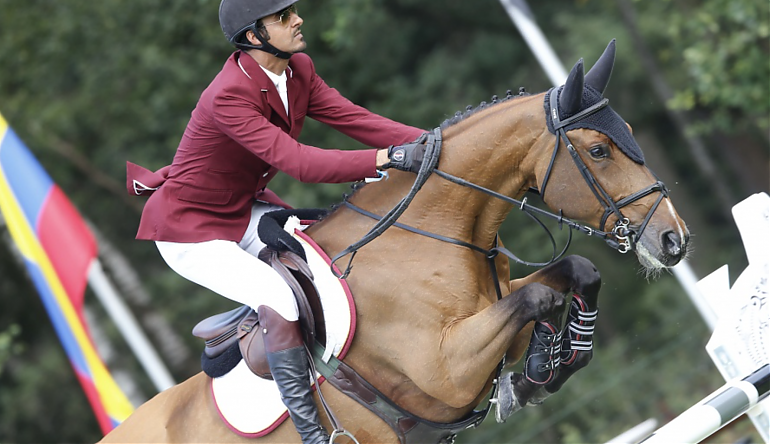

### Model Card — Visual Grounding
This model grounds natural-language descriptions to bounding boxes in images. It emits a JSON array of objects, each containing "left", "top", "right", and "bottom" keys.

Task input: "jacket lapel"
[{"left": 238, "top": 52, "right": 290, "bottom": 128}]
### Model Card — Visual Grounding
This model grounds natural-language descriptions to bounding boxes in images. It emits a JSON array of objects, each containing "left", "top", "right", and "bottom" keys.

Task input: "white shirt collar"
[
  {"left": 259, "top": 65, "right": 289, "bottom": 115},
  {"left": 259, "top": 65, "right": 287, "bottom": 86}
]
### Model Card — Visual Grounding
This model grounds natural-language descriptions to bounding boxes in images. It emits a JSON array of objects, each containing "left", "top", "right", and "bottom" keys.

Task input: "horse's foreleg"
[
  {"left": 496, "top": 255, "right": 601, "bottom": 421},
  {"left": 426, "top": 282, "right": 565, "bottom": 409}
]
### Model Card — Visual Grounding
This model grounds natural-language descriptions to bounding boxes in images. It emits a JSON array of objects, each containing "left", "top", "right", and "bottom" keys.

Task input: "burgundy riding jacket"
[{"left": 127, "top": 51, "right": 423, "bottom": 243}]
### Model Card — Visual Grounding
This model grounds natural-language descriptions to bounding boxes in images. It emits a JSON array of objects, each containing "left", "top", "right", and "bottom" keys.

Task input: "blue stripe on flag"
[
  {"left": 24, "top": 258, "right": 90, "bottom": 376},
  {"left": 0, "top": 128, "right": 54, "bottom": 229}
]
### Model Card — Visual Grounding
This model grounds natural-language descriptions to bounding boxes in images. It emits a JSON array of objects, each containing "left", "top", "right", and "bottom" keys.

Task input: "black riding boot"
[{"left": 259, "top": 306, "right": 330, "bottom": 444}]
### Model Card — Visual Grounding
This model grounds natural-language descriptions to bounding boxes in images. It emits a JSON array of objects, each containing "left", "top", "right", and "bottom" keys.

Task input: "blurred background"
[{"left": 0, "top": 0, "right": 767, "bottom": 442}]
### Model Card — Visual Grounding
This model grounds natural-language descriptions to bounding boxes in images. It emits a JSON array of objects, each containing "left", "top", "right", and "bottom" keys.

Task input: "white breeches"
[{"left": 155, "top": 203, "right": 299, "bottom": 321}]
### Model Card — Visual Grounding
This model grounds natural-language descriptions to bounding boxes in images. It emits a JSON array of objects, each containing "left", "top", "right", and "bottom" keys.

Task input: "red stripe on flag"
[
  {"left": 37, "top": 186, "right": 97, "bottom": 310},
  {"left": 74, "top": 367, "right": 113, "bottom": 434}
]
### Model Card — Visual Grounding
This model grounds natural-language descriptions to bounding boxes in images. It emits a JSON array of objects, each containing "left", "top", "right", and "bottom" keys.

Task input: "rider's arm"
[
  {"left": 299, "top": 54, "right": 425, "bottom": 148},
  {"left": 211, "top": 83, "right": 379, "bottom": 183}
]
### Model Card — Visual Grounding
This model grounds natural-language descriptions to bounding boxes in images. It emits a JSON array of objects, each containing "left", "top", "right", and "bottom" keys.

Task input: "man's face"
[{"left": 262, "top": 4, "right": 306, "bottom": 53}]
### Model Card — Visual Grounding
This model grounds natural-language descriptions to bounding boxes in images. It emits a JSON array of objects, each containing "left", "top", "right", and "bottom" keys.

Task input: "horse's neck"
[
  {"left": 310, "top": 93, "right": 548, "bottom": 254},
  {"left": 437, "top": 94, "right": 547, "bottom": 245}
]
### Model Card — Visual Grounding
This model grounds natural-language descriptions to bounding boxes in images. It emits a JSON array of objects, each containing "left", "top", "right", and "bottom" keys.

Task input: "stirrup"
[{"left": 330, "top": 428, "right": 360, "bottom": 444}]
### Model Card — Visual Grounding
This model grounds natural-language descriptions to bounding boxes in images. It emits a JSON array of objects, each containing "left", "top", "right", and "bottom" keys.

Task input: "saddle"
[{"left": 192, "top": 248, "right": 326, "bottom": 379}]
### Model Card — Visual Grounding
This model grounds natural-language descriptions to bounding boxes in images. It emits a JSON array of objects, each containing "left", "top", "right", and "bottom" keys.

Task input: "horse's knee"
[
  {"left": 562, "top": 255, "right": 601, "bottom": 296},
  {"left": 518, "top": 283, "right": 565, "bottom": 321}
]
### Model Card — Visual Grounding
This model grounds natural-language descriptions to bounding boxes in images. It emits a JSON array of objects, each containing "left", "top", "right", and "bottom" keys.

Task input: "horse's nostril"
[{"left": 662, "top": 231, "right": 682, "bottom": 257}]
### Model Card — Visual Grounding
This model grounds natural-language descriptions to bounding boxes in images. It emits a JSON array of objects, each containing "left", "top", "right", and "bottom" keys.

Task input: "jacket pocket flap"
[{"left": 178, "top": 185, "right": 232, "bottom": 206}]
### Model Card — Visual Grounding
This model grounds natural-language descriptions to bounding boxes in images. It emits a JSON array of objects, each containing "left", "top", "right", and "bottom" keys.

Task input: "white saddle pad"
[{"left": 211, "top": 227, "right": 356, "bottom": 437}]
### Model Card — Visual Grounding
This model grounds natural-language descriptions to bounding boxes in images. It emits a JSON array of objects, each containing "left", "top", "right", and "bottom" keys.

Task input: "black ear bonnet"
[
  {"left": 543, "top": 39, "right": 645, "bottom": 165},
  {"left": 543, "top": 86, "right": 644, "bottom": 164}
]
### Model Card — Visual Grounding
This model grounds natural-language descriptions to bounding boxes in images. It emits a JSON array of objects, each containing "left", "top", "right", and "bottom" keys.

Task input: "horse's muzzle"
[{"left": 660, "top": 230, "right": 688, "bottom": 266}]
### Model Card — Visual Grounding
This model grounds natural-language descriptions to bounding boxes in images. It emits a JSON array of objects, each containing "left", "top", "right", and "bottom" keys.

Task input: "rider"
[{"left": 126, "top": 0, "right": 426, "bottom": 442}]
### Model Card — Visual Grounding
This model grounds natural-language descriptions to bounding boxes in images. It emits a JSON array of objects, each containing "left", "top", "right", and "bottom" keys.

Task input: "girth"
[{"left": 309, "top": 341, "right": 493, "bottom": 444}]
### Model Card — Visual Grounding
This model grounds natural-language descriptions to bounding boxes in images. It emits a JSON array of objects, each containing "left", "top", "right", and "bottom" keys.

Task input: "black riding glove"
[{"left": 382, "top": 133, "right": 429, "bottom": 174}]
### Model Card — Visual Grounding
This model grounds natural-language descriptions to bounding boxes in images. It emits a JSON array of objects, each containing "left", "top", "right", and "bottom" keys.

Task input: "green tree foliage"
[
  {"left": 635, "top": 0, "right": 770, "bottom": 135},
  {"left": 0, "top": 0, "right": 767, "bottom": 442}
]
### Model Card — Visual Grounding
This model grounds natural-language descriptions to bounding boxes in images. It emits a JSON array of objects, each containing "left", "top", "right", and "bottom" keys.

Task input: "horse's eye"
[{"left": 589, "top": 145, "right": 609, "bottom": 159}]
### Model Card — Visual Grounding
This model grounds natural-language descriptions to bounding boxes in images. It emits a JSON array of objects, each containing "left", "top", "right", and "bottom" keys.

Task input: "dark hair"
[{"left": 234, "top": 20, "right": 271, "bottom": 47}]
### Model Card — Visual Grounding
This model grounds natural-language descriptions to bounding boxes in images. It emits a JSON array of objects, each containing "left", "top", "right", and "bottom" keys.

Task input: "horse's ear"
[
  {"left": 560, "top": 58, "right": 584, "bottom": 115},
  {"left": 585, "top": 39, "right": 616, "bottom": 95}
]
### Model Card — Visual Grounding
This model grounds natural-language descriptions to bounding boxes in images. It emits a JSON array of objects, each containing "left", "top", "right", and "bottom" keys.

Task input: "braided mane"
[{"left": 440, "top": 87, "right": 531, "bottom": 129}]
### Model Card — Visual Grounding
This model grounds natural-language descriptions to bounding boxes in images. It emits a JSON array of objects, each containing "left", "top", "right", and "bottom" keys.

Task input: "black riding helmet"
[{"left": 219, "top": 0, "right": 299, "bottom": 59}]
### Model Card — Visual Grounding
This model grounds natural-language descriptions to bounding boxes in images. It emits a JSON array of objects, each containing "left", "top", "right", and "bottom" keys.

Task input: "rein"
[{"left": 330, "top": 128, "right": 443, "bottom": 279}]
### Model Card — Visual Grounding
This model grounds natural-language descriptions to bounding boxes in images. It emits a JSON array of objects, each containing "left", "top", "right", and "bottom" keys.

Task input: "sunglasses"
[{"left": 262, "top": 4, "right": 298, "bottom": 27}]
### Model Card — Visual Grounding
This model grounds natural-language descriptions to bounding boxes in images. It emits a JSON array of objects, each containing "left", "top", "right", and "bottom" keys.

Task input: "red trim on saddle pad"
[{"left": 211, "top": 377, "right": 290, "bottom": 438}]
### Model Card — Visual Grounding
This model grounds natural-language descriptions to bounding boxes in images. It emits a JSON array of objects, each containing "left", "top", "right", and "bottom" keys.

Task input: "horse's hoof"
[{"left": 492, "top": 372, "right": 523, "bottom": 423}]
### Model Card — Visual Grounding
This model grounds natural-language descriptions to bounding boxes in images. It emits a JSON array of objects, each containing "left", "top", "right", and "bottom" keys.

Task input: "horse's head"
[{"left": 534, "top": 40, "right": 689, "bottom": 271}]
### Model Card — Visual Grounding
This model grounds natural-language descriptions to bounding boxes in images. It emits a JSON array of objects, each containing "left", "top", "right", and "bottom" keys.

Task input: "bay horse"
[{"left": 102, "top": 41, "right": 689, "bottom": 443}]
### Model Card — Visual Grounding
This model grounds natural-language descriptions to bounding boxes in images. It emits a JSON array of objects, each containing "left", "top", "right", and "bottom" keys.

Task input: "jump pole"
[{"left": 639, "top": 364, "right": 769, "bottom": 444}]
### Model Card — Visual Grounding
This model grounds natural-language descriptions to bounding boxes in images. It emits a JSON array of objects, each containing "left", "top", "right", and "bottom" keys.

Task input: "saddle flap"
[
  {"left": 240, "top": 328, "right": 271, "bottom": 379},
  {"left": 259, "top": 248, "right": 326, "bottom": 347},
  {"left": 278, "top": 253, "right": 314, "bottom": 279}
]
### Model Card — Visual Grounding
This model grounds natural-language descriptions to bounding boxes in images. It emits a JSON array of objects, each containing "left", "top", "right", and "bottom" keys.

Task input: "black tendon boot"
[
  {"left": 517, "top": 320, "right": 563, "bottom": 402},
  {"left": 258, "top": 306, "right": 330, "bottom": 444},
  {"left": 494, "top": 320, "right": 562, "bottom": 423},
  {"left": 524, "top": 321, "right": 562, "bottom": 384},
  {"left": 543, "top": 293, "right": 598, "bottom": 394},
  {"left": 561, "top": 293, "right": 598, "bottom": 367}
]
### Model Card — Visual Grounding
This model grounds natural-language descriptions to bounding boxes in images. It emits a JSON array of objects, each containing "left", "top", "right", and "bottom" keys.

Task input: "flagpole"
[
  {"left": 87, "top": 259, "right": 176, "bottom": 392},
  {"left": 498, "top": 0, "right": 567, "bottom": 86},
  {"left": 1, "top": 211, "right": 175, "bottom": 395}
]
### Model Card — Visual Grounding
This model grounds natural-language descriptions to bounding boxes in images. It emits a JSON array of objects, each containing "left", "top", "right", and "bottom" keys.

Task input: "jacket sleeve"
[
  {"left": 211, "top": 83, "right": 378, "bottom": 184},
  {"left": 304, "top": 59, "right": 425, "bottom": 147}
]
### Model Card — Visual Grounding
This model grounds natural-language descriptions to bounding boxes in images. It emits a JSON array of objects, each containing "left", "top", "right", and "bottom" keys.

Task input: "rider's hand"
[{"left": 381, "top": 133, "right": 429, "bottom": 174}]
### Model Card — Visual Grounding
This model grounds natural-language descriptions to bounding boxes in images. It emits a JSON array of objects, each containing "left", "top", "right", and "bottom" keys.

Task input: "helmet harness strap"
[{"left": 232, "top": 22, "right": 293, "bottom": 60}]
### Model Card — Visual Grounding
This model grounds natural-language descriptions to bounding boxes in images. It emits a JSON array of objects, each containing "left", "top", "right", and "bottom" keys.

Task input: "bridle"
[
  {"left": 540, "top": 89, "right": 669, "bottom": 254},
  {"left": 331, "top": 90, "right": 670, "bottom": 284}
]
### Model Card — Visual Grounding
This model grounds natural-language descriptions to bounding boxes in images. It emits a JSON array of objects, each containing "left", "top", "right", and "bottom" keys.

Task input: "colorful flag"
[{"left": 0, "top": 112, "right": 134, "bottom": 434}]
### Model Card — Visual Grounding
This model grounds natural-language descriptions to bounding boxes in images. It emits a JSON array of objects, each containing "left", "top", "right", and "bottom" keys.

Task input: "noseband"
[{"left": 332, "top": 94, "right": 670, "bottom": 279}]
